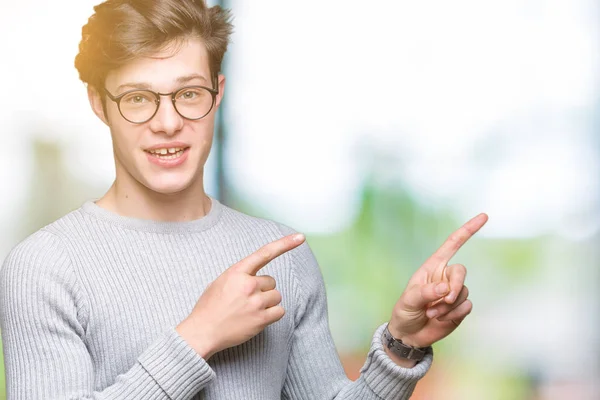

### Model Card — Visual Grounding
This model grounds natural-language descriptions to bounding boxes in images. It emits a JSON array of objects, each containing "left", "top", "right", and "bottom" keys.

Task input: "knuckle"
[
  {"left": 392, "top": 309, "right": 404, "bottom": 321},
  {"left": 273, "top": 306, "right": 285, "bottom": 320},
  {"left": 248, "top": 294, "right": 264, "bottom": 310},
  {"left": 264, "top": 275, "right": 276, "bottom": 287},
  {"left": 454, "top": 263, "right": 466, "bottom": 273},
  {"left": 260, "top": 312, "right": 271, "bottom": 325},
  {"left": 257, "top": 248, "right": 273, "bottom": 262},
  {"left": 464, "top": 300, "right": 473, "bottom": 314},
  {"left": 448, "top": 263, "right": 466, "bottom": 276},
  {"left": 224, "top": 263, "right": 237, "bottom": 274},
  {"left": 259, "top": 307, "right": 279, "bottom": 325},
  {"left": 402, "top": 289, "right": 423, "bottom": 311},
  {"left": 462, "top": 285, "right": 469, "bottom": 297},
  {"left": 447, "top": 232, "right": 460, "bottom": 243},
  {"left": 448, "top": 231, "right": 465, "bottom": 247},
  {"left": 272, "top": 289, "right": 282, "bottom": 304},
  {"left": 241, "top": 277, "right": 259, "bottom": 295}
]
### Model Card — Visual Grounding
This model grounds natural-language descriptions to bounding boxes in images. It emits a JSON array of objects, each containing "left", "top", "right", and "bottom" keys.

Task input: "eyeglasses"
[{"left": 104, "top": 85, "right": 219, "bottom": 124}]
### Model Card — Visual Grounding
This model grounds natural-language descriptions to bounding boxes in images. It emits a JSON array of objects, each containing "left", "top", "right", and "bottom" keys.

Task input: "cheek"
[
  {"left": 194, "top": 117, "right": 216, "bottom": 141},
  {"left": 109, "top": 122, "right": 143, "bottom": 158}
]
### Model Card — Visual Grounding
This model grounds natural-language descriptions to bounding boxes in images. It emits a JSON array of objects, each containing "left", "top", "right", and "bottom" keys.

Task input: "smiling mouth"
[{"left": 145, "top": 147, "right": 189, "bottom": 159}]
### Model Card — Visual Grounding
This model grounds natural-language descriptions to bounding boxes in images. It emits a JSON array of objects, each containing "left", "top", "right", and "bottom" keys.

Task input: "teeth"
[
  {"left": 148, "top": 149, "right": 185, "bottom": 160},
  {"left": 148, "top": 147, "right": 184, "bottom": 155}
]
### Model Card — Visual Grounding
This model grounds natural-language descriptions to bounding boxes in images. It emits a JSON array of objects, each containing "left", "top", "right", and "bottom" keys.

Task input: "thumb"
[{"left": 402, "top": 281, "right": 450, "bottom": 311}]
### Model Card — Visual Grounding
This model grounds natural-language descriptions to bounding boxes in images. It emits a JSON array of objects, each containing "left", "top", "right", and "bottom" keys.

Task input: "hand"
[
  {"left": 176, "top": 233, "right": 306, "bottom": 359},
  {"left": 388, "top": 213, "right": 488, "bottom": 349}
]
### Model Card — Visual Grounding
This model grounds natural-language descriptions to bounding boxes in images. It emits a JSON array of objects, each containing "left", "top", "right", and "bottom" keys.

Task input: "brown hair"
[{"left": 75, "top": 0, "right": 233, "bottom": 91}]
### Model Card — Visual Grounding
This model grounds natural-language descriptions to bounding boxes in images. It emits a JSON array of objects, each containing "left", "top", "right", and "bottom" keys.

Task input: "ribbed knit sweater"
[{"left": 0, "top": 196, "right": 432, "bottom": 399}]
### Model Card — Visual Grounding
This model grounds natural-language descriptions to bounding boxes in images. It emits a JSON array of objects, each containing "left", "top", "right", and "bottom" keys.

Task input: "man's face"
[{"left": 91, "top": 37, "right": 224, "bottom": 196}]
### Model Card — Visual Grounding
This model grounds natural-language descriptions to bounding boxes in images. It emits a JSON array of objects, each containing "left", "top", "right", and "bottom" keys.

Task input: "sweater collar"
[{"left": 81, "top": 196, "right": 223, "bottom": 233}]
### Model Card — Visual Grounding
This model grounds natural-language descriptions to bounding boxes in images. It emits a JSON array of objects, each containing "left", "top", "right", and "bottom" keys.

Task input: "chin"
[{"left": 144, "top": 175, "right": 196, "bottom": 196}]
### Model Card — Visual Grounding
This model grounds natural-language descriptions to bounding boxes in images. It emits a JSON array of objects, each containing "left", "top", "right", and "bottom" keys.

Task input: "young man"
[{"left": 0, "top": 0, "right": 487, "bottom": 399}]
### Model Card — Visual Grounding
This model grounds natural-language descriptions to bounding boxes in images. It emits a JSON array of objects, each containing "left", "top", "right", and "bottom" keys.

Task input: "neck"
[{"left": 97, "top": 175, "right": 210, "bottom": 223}]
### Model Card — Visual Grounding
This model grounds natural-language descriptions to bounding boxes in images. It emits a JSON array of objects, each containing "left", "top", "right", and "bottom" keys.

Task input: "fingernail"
[
  {"left": 435, "top": 283, "right": 449, "bottom": 295},
  {"left": 426, "top": 308, "right": 438, "bottom": 318},
  {"left": 446, "top": 292, "right": 456, "bottom": 303},
  {"left": 293, "top": 233, "right": 305, "bottom": 242}
]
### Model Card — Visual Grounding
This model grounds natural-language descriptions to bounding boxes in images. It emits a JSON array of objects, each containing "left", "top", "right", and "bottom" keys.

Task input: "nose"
[{"left": 149, "top": 96, "right": 184, "bottom": 136}]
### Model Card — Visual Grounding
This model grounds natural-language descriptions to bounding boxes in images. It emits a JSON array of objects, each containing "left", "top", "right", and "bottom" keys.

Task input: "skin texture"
[
  {"left": 88, "top": 38, "right": 224, "bottom": 222},
  {"left": 176, "top": 233, "right": 308, "bottom": 360},
  {"left": 386, "top": 213, "right": 488, "bottom": 368},
  {"left": 87, "top": 37, "right": 488, "bottom": 368}
]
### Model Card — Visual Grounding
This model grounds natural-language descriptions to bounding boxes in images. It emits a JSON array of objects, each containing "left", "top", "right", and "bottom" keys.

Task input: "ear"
[
  {"left": 215, "top": 74, "right": 226, "bottom": 109},
  {"left": 87, "top": 86, "right": 109, "bottom": 126}
]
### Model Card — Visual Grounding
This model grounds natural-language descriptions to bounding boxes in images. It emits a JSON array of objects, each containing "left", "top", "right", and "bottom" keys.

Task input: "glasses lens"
[
  {"left": 174, "top": 87, "right": 215, "bottom": 120},
  {"left": 119, "top": 91, "right": 158, "bottom": 123}
]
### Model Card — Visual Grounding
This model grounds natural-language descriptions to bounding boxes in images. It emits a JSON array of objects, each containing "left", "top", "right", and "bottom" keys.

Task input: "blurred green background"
[{"left": 1, "top": 0, "right": 598, "bottom": 399}]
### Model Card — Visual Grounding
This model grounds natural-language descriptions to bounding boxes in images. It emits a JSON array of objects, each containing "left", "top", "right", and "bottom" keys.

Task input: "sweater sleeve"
[
  {"left": 277, "top": 224, "right": 432, "bottom": 400},
  {"left": 0, "top": 230, "right": 215, "bottom": 400}
]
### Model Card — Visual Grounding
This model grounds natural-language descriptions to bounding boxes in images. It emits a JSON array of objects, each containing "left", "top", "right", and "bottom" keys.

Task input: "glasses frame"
[{"left": 104, "top": 84, "right": 219, "bottom": 124}]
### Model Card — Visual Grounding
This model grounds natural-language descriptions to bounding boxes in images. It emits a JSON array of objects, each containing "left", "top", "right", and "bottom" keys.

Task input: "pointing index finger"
[
  {"left": 430, "top": 213, "right": 488, "bottom": 265},
  {"left": 239, "top": 233, "right": 305, "bottom": 276}
]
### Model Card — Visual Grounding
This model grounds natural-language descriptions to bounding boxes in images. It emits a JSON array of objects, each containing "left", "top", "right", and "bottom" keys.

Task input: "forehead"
[{"left": 105, "top": 38, "right": 211, "bottom": 91}]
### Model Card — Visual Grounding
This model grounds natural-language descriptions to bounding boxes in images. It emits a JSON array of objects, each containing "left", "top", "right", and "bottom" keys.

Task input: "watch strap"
[{"left": 382, "top": 323, "right": 428, "bottom": 361}]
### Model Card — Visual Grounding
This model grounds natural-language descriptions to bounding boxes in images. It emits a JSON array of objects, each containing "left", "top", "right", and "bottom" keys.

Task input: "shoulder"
[
  {"left": 1, "top": 222, "right": 87, "bottom": 334},
  {"left": 2, "top": 202, "right": 87, "bottom": 264},
  {"left": 1, "top": 212, "right": 81, "bottom": 293}
]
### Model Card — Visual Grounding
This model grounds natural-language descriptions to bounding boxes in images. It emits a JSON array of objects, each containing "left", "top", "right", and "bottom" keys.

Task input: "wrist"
[
  {"left": 382, "top": 323, "right": 429, "bottom": 363},
  {"left": 387, "top": 323, "right": 426, "bottom": 348},
  {"left": 175, "top": 317, "right": 218, "bottom": 360},
  {"left": 391, "top": 334, "right": 422, "bottom": 348}
]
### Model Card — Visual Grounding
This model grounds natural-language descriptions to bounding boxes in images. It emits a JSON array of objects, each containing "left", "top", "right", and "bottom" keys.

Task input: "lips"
[{"left": 144, "top": 145, "right": 190, "bottom": 167}]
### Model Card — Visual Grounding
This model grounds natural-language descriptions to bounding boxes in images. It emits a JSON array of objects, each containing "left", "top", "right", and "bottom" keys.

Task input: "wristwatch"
[{"left": 382, "top": 323, "right": 429, "bottom": 361}]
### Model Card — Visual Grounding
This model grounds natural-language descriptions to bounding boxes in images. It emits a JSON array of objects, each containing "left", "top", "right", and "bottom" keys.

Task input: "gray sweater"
[{"left": 0, "top": 197, "right": 432, "bottom": 399}]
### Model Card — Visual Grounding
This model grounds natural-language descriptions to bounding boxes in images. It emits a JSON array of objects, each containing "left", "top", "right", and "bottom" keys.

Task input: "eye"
[
  {"left": 122, "top": 92, "right": 153, "bottom": 105},
  {"left": 180, "top": 90, "right": 198, "bottom": 100}
]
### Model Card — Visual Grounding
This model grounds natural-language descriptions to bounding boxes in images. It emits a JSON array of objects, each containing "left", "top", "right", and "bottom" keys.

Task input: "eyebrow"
[
  {"left": 115, "top": 74, "right": 209, "bottom": 93},
  {"left": 176, "top": 73, "right": 208, "bottom": 85}
]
